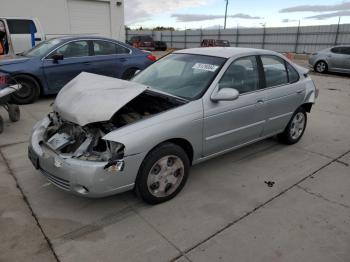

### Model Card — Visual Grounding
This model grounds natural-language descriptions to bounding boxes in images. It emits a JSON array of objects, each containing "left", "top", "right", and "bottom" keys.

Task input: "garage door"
[{"left": 68, "top": 0, "right": 111, "bottom": 37}]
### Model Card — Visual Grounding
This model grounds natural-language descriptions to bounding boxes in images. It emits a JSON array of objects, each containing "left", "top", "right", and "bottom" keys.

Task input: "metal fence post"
[
  {"left": 218, "top": 26, "right": 221, "bottom": 40},
  {"left": 125, "top": 29, "right": 128, "bottom": 42},
  {"left": 170, "top": 30, "right": 173, "bottom": 48},
  {"left": 200, "top": 28, "right": 203, "bottom": 46},
  {"left": 295, "top": 21, "right": 301, "bottom": 53},
  {"left": 262, "top": 25, "right": 266, "bottom": 49},
  {"left": 184, "top": 29, "right": 187, "bottom": 49},
  {"left": 160, "top": 31, "right": 162, "bottom": 42},
  {"left": 236, "top": 26, "right": 239, "bottom": 47},
  {"left": 334, "top": 17, "right": 341, "bottom": 45}
]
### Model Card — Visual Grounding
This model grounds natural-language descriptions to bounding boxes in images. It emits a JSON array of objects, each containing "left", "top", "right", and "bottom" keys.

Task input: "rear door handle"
[
  {"left": 296, "top": 90, "right": 304, "bottom": 94},
  {"left": 257, "top": 99, "right": 264, "bottom": 104},
  {"left": 82, "top": 61, "right": 91, "bottom": 65},
  {"left": 119, "top": 58, "right": 127, "bottom": 62}
]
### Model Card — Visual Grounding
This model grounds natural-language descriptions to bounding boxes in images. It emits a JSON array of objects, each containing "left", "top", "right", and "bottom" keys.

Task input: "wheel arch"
[
  {"left": 12, "top": 73, "right": 43, "bottom": 95},
  {"left": 300, "top": 103, "right": 313, "bottom": 113},
  {"left": 146, "top": 138, "right": 194, "bottom": 165}
]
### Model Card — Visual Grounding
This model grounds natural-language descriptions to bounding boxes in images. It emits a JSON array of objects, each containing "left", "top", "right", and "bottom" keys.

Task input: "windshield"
[
  {"left": 132, "top": 54, "right": 226, "bottom": 100},
  {"left": 22, "top": 38, "right": 61, "bottom": 57}
]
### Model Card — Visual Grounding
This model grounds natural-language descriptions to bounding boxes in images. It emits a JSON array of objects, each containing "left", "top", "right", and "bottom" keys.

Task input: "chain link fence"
[{"left": 126, "top": 23, "right": 350, "bottom": 54}]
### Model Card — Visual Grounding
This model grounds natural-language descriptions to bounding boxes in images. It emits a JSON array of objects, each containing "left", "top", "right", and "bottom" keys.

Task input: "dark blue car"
[{"left": 0, "top": 36, "right": 156, "bottom": 104}]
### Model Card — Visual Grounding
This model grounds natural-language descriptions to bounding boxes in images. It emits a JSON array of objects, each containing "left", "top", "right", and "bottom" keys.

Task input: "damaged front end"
[
  {"left": 44, "top": 112, "right": 125, "bottom": 171},
  {"left": 28, "top": 72, "right": 187, "bottom": 197}
]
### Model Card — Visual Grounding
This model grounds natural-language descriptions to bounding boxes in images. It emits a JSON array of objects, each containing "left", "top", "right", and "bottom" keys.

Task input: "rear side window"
[
  {"left": 219, "top": 56, "right": 259, "bottom": 94},
  {"left": 286, "top": 63, "right": 299, "bottom": 83},
  {"left": 261, "top": 56, "right": 288, "bottom": 88},
  {"left": 93, "top": 40, "right": 130, "bottom": 55},
  {"left": 7, "top": 19, "right": 37, "bottom": 34}
]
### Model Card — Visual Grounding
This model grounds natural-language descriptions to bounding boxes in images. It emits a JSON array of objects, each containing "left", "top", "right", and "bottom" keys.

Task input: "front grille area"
[{"left": 40, "top": 169, "right": 70, "bottom": 190}]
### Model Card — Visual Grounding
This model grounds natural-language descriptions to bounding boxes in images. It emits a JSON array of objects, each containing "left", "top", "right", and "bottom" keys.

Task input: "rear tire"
[
  {"left": 8, "top": 104, "right": 20, "bottom": 122},
  {"left": 278, "top": 107, "right": 307, "bottom": 145},
  {"left": 121, "top": 68, "right": 138, "bottom": 80},
  {"left": 135, "top": 143, "right": 190, "bottom": 204},
  {"left": 11, "top": 75, "right": 40, "bottom": 104},
  {"left": 0, "top": 115, "right": 3, "bottom": 134},
  {"left": 314, "top": 61, "right": 327, "bottom": 73}
]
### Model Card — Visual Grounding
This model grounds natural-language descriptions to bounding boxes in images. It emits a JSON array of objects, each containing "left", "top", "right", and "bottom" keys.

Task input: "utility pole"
[{"left": 224, "top": 0, "right": 229, "bottom": 29}]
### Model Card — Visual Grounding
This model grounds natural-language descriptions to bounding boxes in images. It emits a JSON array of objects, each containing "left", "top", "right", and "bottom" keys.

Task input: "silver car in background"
[
  {"left": 29, "top": 47, "right": 318, "bottom": 204},
  {"left": 309, "top": 45, "right": 350, "bottom": 74}
]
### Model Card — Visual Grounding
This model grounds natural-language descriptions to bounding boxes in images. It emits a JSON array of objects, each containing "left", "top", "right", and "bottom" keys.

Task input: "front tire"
[
  {"left": 314, "top": 61, "right": 327, "bottom": 73},
  {"left": 8, "top": 104, "right": 20, "bottom": 122},
  {"left": 11, "top": 75, "right": 40, "bottom": 104},
  {"left": 121, "top": 68, "right": 138, "bottom": 80},
  {"left": 135, "top": 143, "right": 190, "bottom": 204},
  {"left": 278, "top": 107, "right": 307, "bottom": 145}
]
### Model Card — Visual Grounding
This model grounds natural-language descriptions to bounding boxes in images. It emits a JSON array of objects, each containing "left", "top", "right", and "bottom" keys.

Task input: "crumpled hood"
[
  {"left": 53, "top": 72, "right": 147, "bottom": 126},
  {"left": 0, "top": 54, "right": 30, "bottom": 65}
]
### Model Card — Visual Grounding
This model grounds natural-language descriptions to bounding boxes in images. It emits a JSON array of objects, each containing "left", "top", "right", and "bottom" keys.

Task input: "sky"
[{"left": 124, "top": 0, "right": 350, "bottom": 29}]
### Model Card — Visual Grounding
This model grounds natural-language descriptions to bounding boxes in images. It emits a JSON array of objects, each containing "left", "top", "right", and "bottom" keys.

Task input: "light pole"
[{"left": 224, "top": 0, "right": 229, "bottom": 29}]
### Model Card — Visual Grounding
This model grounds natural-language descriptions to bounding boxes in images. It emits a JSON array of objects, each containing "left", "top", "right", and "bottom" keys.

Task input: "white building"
[{"left": 0, "top": 0, "right": 125, "bottom": 41}]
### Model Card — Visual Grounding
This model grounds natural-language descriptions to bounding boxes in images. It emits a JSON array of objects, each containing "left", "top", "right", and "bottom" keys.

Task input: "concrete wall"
[
  {"left": 0, "top": 0, "right": 125, "bottom": 41},
  {"left": 126, "top": 24, "right": 350, "bottom": 54}
]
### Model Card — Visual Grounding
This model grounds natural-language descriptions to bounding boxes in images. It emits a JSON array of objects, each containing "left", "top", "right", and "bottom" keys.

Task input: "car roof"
[
  {"left": 174, "top": 47, "right": 278, "bottom": 58},
  {"left": 51, "top": 35, "right": 122, "bottom": 42}
]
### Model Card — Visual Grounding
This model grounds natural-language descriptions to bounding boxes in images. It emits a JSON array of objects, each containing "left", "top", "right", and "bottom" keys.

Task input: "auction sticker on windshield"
[{"left": 192, "top": 63, "right": 219, "bottom": 72}]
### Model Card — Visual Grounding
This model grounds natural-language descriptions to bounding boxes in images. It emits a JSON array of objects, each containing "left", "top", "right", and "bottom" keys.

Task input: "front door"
[
  {"left": 203, "top": 56, "right": 266, "bottom": 156},
  {"left": 42, "top": 40, "right": 92, "bottom": 91}
]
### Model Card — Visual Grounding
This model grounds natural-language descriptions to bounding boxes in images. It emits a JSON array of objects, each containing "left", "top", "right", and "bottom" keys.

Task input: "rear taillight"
[
  {"left": 0, "top": 74, "right": 8, "bottom": 87},
  {"left": 147, "top": 55, "right": 157, "bottom": 62}
]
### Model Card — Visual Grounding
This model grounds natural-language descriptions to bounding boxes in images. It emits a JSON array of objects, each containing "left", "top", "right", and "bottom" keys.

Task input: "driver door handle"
[{"left": 257, "top": 99, "right": 264, "bottom": 104}]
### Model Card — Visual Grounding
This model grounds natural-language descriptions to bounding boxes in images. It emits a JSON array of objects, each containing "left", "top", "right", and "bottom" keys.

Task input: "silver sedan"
[
  {"left": 29, "top": 47, "right": 318, "bottom": 204},
  {"left": 309, "top": 45, "right": 350, "bottom": 74}
]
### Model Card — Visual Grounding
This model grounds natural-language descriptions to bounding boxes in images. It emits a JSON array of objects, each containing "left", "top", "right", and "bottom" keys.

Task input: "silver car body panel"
[
  {"left": 29, "top": 47, "right": 317, "bottom": 197},
  {"left": 308, "top": 45, "right": 350, "bottom": 73},
  {"left": 54, "top": 72, "right": 147, "bottom": 126}
]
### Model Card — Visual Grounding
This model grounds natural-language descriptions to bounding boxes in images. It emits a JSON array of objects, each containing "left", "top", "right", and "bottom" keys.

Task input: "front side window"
[
  {"left": 52, "top": 41, "right": 89, "bottom": 58},
  {"left": 261, "top": 56, "right": 288, "bottom": 87},
  {"left": 218, "top": 56, "right": 259, "bottom": 94},
  {"left": 7, "top": 19, "right": 37, "bottom": 34},
  {"left": 132, "top": 53, "right": 226, "bottom": 99}
]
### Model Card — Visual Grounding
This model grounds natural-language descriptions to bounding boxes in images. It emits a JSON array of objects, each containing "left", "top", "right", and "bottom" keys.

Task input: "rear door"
[
  {"left": 339, "top": 47, "right": 350, "bottom": 72},
  {"left": 88, "top": 39, "right": 132, "bottom": 78},
  {"left": 6, "top": 19, "right": 42, "bottom": 54},
  {"left": 260, "top": 55, "right": 305, "bottom": 136},
  {"left": 42, "top": 40, "right": 92, "bottom": 91}
]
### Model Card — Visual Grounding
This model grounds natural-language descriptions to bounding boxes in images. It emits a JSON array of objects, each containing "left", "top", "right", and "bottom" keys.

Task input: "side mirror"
[
  {"left": 51, "top": 53, "right": 64, "bottom": 63},
  {"left": 211, "top": 87, "right": 239, "bottom": 102}
]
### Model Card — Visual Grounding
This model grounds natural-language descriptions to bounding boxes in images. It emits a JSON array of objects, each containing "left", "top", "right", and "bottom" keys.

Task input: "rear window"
[
  {"left": 140, "top": 36, "right": 153, "bottom": 42},
  {"left": 7, "top": 19, "right": 37, "bottom": 34}
]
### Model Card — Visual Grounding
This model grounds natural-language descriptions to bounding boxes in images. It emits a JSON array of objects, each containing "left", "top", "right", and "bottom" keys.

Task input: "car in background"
[
  {"left": 201, "top": 39, "right": 230, "bottom": 47},
  {"left": 309, "top": 45, "right": 350, "bottom": 74},
  {"left": 0, "top": 17, "right": 44, "bottom": 55},
  {"left": 0, "top": 36, "right": 156, "bottom": 104},
  {"left": 128, "top": 35, "right": 167, "bottom": 51},
  {"left": 29, "top": 47, "right": 317, "bottom": 204}
]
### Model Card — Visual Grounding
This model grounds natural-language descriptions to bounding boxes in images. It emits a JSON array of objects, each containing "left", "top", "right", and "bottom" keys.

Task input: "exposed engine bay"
[{"left": 43, "top": 91, "right": 186, "bottom": 162}]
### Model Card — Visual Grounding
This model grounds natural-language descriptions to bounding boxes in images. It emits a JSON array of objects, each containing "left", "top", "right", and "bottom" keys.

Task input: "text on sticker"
[{"left": 192, "top": 63, "right": 219, "bottom": 72}]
